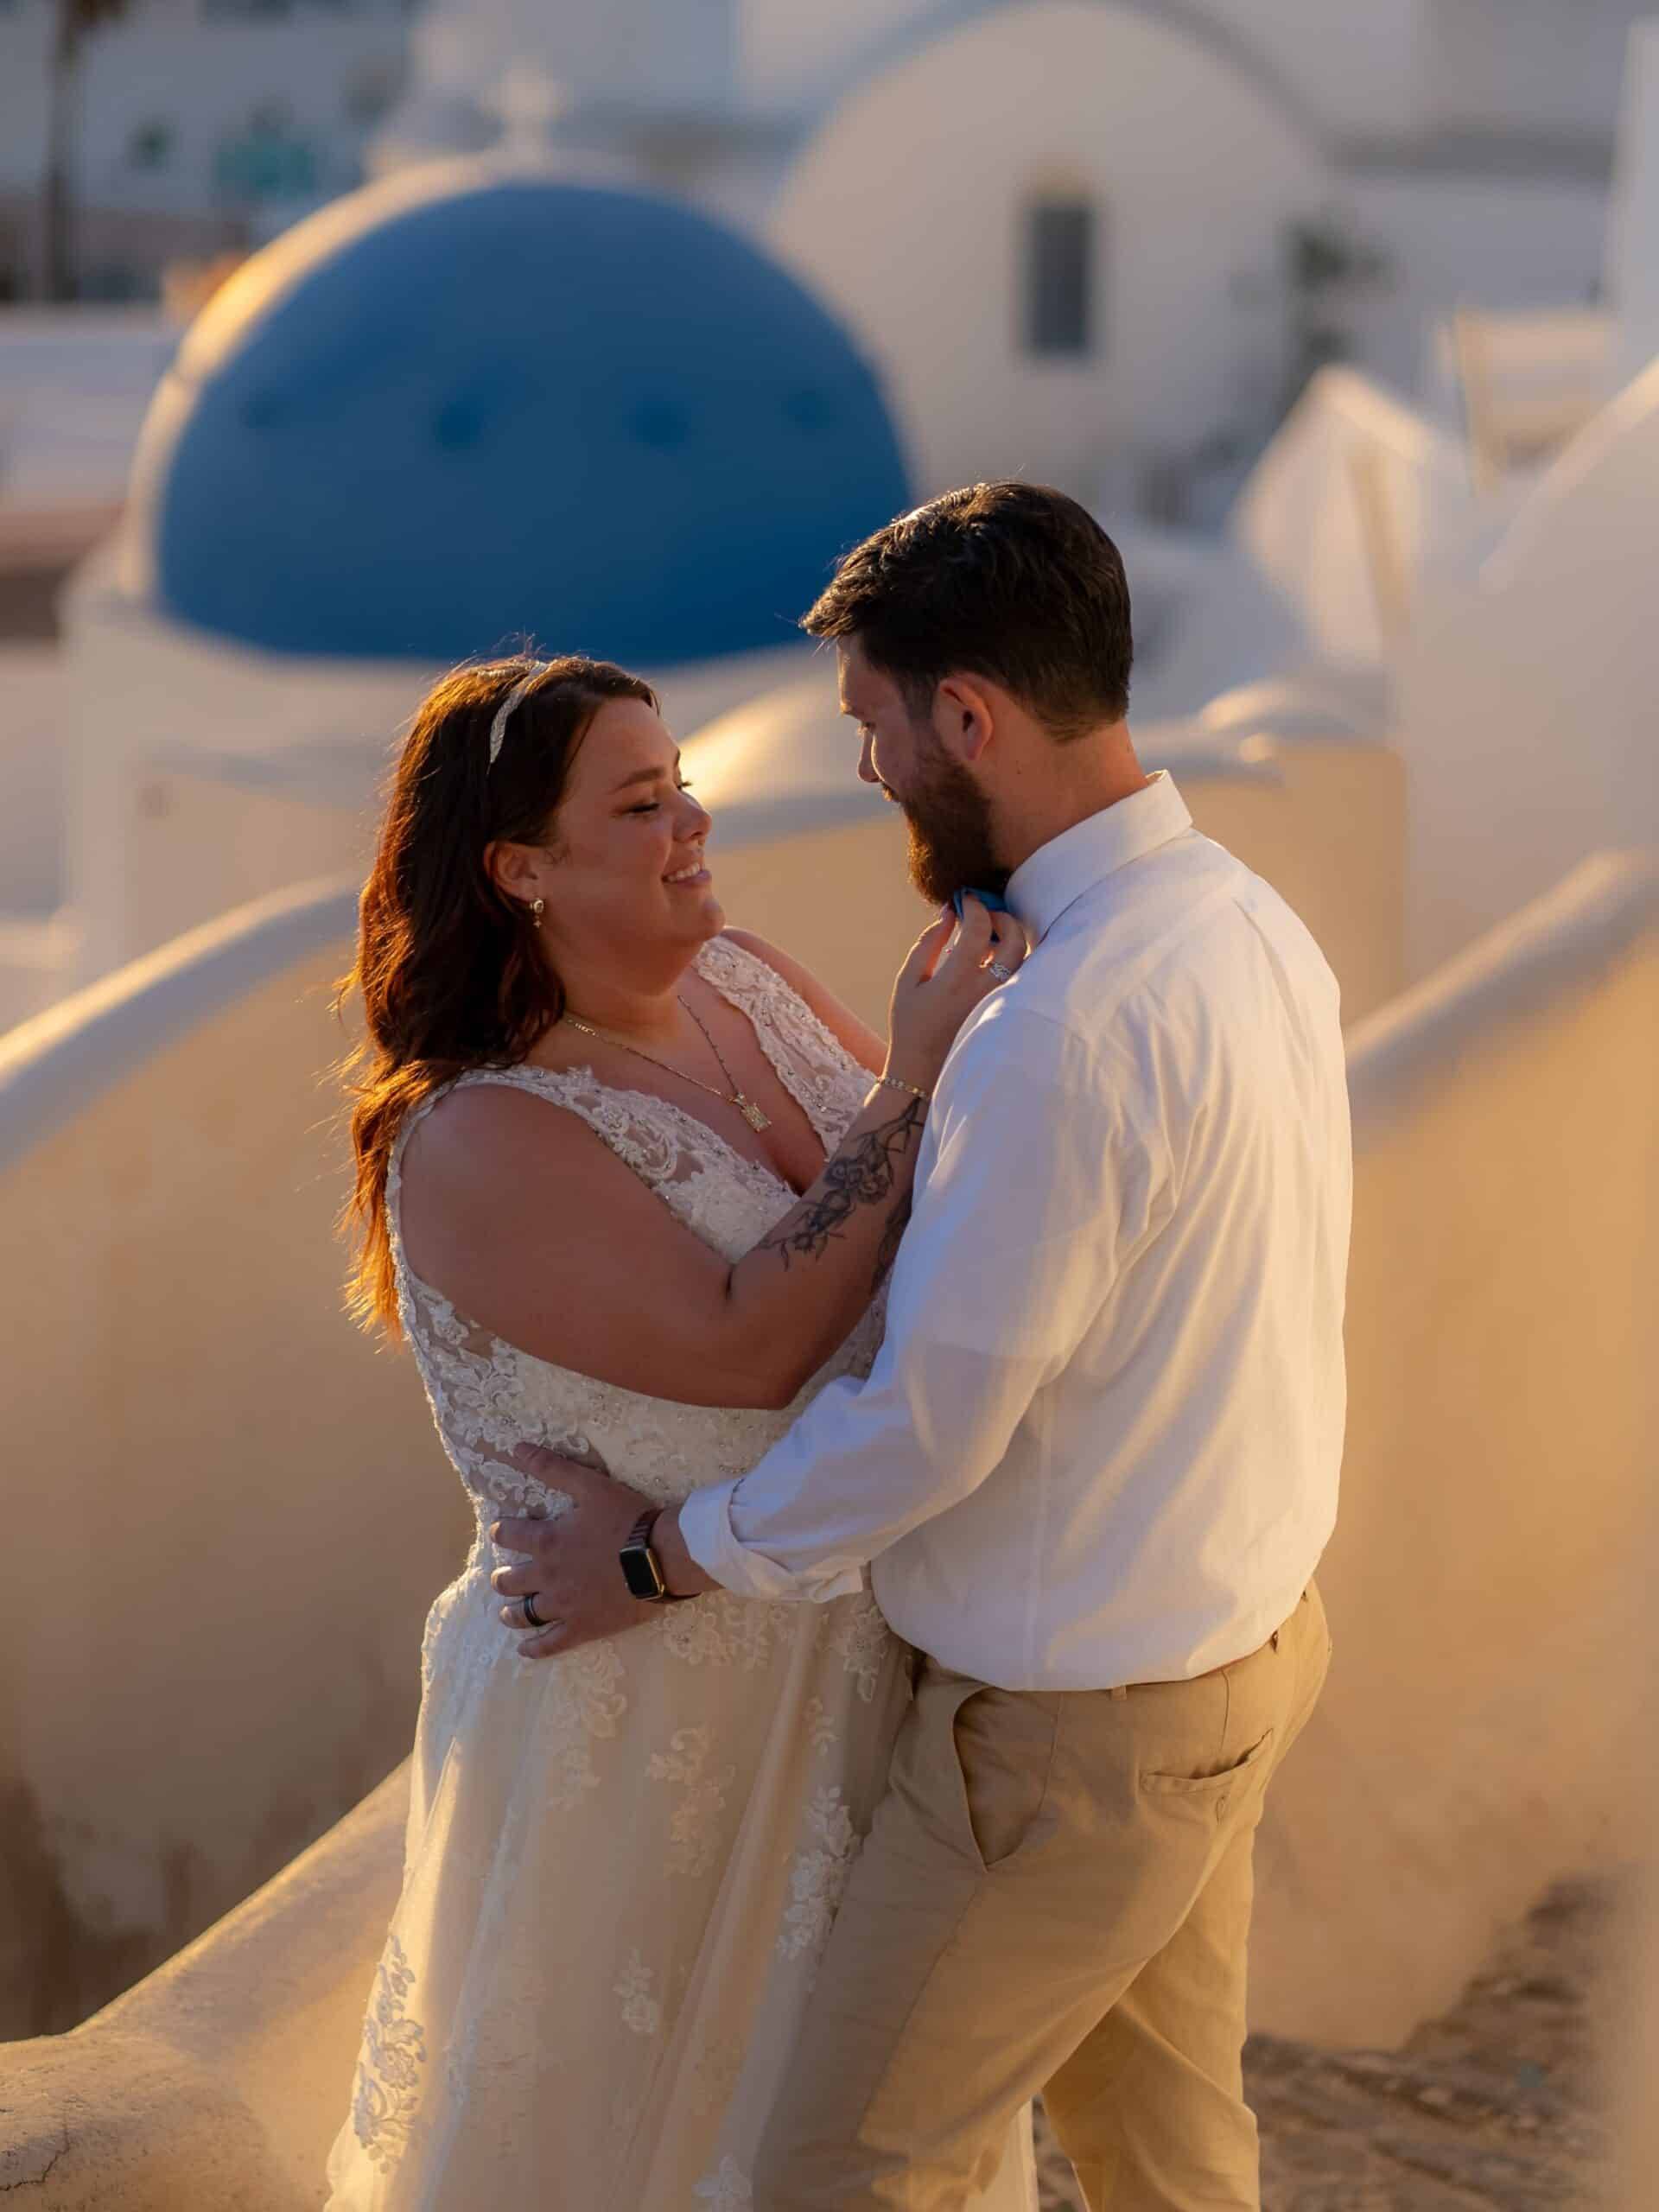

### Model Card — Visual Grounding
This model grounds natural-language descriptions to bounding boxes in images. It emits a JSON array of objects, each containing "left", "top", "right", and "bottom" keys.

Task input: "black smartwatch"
[{"left": 619, "top": 1508, "right": 694, "bottom": 1604}]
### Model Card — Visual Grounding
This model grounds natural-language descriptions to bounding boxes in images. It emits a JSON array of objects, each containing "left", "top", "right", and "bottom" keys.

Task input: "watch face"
[{"left": 620, "top": 1544, "right": 664, "bottom": 1601}]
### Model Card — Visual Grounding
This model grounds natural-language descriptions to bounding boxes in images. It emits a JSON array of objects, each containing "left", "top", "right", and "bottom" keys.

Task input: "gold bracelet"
[{"left": 874, "top": 1071, "right": 931, "bottom": 1103}]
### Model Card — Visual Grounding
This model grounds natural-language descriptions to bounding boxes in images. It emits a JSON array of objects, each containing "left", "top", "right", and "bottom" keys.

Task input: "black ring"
[{"left": 521, "top": 1592, "right": 549, "bottom": 1630}]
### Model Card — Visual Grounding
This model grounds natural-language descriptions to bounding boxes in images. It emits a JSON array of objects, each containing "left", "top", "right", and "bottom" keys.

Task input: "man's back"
[{"left": 871, "top": 796, "right": 1352, "bottom": 1688}]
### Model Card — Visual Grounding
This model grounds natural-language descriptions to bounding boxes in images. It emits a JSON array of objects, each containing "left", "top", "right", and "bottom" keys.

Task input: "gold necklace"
[{"left": 562, "top": 995, "right": 772, "bottom": 1133}]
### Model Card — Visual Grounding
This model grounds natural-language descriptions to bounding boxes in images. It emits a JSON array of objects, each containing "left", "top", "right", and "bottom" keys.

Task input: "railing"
[
  {"left": 1251, "top": 852, "right": 1659, "bottom": 2044},
  {"left": 0, "top": 875, "right": 356, "bottom": 1175},
  {"left": 0, "top": 878, "right": 470, "bottom": 2050}
]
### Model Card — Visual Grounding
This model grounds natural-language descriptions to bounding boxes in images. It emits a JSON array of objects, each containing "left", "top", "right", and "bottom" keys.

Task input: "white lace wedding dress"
[{"left": 324, "top": 935, "right": 1036, "bottom": 2211}]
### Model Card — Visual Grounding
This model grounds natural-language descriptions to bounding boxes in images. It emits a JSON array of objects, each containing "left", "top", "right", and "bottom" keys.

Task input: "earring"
[{"left": 531, "top": 898, "right": 545, "bottom": 929}]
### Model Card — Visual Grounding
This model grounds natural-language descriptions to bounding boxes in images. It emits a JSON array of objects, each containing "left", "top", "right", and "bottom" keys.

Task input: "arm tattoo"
[{"left": 757, "top": 1096, "right": 925, "bottom": 1282}]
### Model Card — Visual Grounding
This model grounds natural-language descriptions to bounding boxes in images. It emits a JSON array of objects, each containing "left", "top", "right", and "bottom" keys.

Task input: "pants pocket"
[
  {"left": 948, "top": 1681, "right": 1058, "bottom": 1872},
  {"left": 1140, "top": 1726, "right": 1276, "bottom": 1819}
]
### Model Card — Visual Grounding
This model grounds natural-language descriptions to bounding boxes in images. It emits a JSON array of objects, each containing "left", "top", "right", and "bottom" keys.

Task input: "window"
[
  {"left": 1023, "top": 197, "right": 1098, "bottom": 360},
  {"left": 128, "top": 122, "right": 175, "bottom": 172},
  {"left": 213, "top": 105, "right": 321, "bottom": 204}
]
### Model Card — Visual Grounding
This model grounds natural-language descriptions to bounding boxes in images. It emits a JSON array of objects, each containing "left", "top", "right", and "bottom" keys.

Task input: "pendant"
[{"left": 737, "top": 1096, "right": 772, "bottom": 1133}]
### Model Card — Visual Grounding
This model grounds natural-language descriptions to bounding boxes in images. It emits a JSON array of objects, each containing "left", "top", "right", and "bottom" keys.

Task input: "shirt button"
[{"left": 1216, "top": 1794, "right": 1230, "bottom": 1821}]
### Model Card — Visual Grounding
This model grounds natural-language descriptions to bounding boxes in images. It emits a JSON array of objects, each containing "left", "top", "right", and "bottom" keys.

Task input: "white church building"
[
  {"left": 380, "top": 0, "right": 1651, "bottom": 512},
  {"left": 1, "top": 0, "right": 1651, "bottom": 503}
]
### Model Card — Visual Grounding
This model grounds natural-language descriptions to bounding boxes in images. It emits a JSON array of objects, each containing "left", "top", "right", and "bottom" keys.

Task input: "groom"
[{"left": 493, "top": 481, "right": 1351, "bottom": 2209}]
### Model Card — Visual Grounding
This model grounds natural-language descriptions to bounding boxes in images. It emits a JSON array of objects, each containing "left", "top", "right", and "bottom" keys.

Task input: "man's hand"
[{"left": 490, "top": 1447, "right": 661, "bottom": 1659}]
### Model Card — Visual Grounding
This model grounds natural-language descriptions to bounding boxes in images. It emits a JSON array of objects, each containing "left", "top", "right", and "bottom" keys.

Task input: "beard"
[{"left": 897, "top": 735, "right": 1007, "bottom": 907}]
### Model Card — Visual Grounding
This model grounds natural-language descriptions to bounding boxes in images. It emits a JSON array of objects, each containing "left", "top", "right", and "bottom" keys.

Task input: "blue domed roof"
[{"left": 128, "top": 168, "right": 911, "bottom": 665}]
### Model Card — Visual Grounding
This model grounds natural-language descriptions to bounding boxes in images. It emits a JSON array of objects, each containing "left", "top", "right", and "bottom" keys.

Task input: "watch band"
[{"left": 620, "top": 1507, "right": 695, "bottom": 1604}]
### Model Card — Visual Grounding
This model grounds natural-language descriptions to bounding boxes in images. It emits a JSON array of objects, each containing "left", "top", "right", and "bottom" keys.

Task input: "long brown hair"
[{"left": 339, "top": 653, "right": 658, "bottom": 1334}]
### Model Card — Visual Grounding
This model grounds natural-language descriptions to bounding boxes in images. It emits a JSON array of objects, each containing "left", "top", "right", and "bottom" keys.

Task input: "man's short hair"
[{"left": 804, "top": 480, "right": 1133, "bottom": 739}]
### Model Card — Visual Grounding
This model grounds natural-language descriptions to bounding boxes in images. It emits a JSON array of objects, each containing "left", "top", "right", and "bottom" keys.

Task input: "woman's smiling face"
[{"left": 508, "top": 695, "right": 722, "bottom": 966}]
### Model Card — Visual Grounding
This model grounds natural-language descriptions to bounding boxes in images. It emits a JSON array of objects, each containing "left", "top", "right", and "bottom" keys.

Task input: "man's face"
[{"left": 838, "top": 640, "right": 1005, "bottom": 906}]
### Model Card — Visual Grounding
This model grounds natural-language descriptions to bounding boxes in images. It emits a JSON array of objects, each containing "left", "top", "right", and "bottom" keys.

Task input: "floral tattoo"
[{"left": 757, "top": 1096, "right": 925, "bottom": 1290}]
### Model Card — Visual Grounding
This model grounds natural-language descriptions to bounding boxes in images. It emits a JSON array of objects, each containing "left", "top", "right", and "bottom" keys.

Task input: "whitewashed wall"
[
  {"left": 1417, "top": 0, "right": 1649, "bottom": 139},
  {"left": 1230, "top": 365, "right": 1476, "bottom": 671},
  {"left": 1192, "top": 0, "right": 1421, "bottom": 137},
  {"left": 768, "top": 0, "right": 1326, "bottom": 504},
  {"left": 739, "top": 0, "right": 927, "bottom": 108},
  {"left": 0, "top": 2, "right": 407, "bottom": 219},
  {"left": 0, "top": 645, "right": 67, "bottom": 914},
  {"left": 1394, "top": 349, "right": 1659, "bottom": 975},
  {"left": 0, "top": 881, "right": 467, "bottom": 2044},
  {"left": 1345, "top": 172, "right": 1611, "bottom": 397},
  {"left": 0, "top": 312, "right": 175, "bottom": 506},
  {"left": 1607, "top": 21, "right": 1659, "bottom": 388},
  {"left": 1253, "top": 852, "right": 1659, "bottom": 2043},
  {"left": 741, "top": 0, "right": 1421, "bottom": 135}
]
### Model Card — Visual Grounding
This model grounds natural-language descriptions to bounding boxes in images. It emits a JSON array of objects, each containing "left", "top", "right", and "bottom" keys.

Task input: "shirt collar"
[{"left": 1004, "top": 771, "right": 1193, "bottom": 942}]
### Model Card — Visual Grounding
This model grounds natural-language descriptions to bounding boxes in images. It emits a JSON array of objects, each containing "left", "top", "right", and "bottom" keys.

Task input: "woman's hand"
[{"left": 884, "top": 898, "right": 1029, "bottom": 1096}]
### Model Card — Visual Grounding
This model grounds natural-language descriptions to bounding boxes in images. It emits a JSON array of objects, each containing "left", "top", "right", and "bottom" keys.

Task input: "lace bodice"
[{"left": 387, "top": 934, "right": 887, "bottom": 1536}]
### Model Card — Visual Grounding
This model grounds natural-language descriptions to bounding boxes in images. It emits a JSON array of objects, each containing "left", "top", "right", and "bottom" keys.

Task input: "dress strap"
[{"left": 442, "top": 1064, "right": 697, "bottom": 1187}]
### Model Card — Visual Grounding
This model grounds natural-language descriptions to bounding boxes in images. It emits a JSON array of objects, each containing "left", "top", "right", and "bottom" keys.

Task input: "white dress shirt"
[{"left": 677, "top": 772, "right": 1352, "bottom": 1690}]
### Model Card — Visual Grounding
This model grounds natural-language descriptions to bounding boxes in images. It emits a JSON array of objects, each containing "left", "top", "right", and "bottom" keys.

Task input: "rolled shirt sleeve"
[{"left": 676, "top": 1001, "right": 1161, "bottom": 1602}]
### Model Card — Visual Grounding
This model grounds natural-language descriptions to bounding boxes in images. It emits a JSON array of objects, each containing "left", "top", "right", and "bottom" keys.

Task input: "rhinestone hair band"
[{"left": 486, "top": 662, "right": 548, "bottom": 769}]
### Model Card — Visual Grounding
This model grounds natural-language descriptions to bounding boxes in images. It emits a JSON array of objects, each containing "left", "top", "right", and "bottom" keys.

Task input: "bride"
[{"left": 325, "top": 654, "right": 1034, "bottom": 2209}]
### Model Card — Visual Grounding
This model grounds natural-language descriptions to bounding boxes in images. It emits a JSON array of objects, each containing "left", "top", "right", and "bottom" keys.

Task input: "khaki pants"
[{"left": 755, "top": 1585, "right": 1331, "bottom": 2211}]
